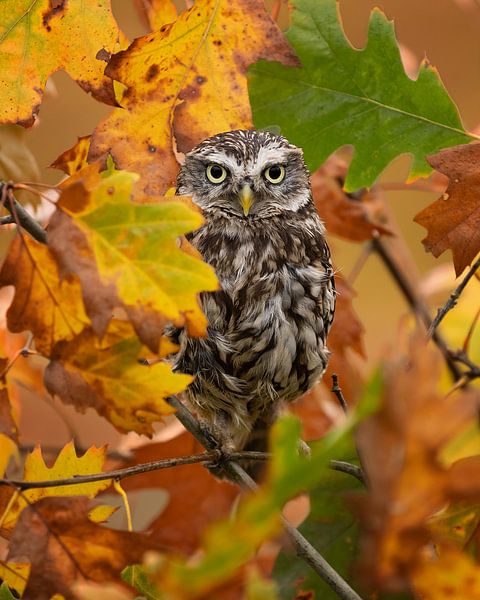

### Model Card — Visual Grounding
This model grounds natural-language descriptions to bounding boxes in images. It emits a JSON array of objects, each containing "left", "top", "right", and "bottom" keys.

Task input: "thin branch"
[
  {"left": 167, "top": 396, "right": 365, "bottom": 600},
  {"left": 331, "top": 373, "right": 348, "bottom": 413},
  {"left": 330, "top": 460, "right": 365, "bottom": 485},
  {"left": 0, "top": 450, "right": 270, "bottom": 490},
  {"left": 0, "top": 181, "right": 47, "bottom": 244},
  {"left": 429, "top": 255, "right": 480, "bottom": 335},
  {"left": 371, "top": 236, "right": 463, "bottom": 381},
  {"left": 463, "top": 306, "right": 480, "bottom": 354}
]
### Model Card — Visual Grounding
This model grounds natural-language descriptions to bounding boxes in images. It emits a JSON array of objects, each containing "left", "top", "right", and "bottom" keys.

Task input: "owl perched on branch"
[{"left": 174, "top": 130, "right": 335, "bottom": 475}]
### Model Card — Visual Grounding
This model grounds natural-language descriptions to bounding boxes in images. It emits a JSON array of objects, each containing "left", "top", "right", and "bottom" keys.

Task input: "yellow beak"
[{"left": 239, "top": 183, "right": 254, "bottom": 216}]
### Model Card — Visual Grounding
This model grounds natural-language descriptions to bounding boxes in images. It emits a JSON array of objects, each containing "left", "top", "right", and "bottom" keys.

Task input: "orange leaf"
[
  {"left": 414, "top": 142, "right": 480, "bottom": 276},
  {"left": 89, "top": 0, "right": 298, "bottom": 194},
  {"left": 134, "top": 0, "right": 178, "bottom": 31},
  {"left": 7, "top": 497, "right": 165, "bottom": 600},
  {"left": 122, "top": 431, "right": 238, "bottom": 554}
]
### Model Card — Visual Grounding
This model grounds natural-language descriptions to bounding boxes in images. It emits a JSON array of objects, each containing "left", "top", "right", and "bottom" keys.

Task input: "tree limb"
[{"left": 0, "top": 181, "right": 47, "bottom": 245}]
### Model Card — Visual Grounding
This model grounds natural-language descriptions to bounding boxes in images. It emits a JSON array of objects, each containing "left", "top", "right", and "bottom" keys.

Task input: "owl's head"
[{"left": 176, "top": 130, "right": 311, "bottom": 219}]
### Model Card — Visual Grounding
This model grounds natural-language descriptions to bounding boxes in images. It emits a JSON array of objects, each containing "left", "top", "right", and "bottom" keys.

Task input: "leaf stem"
[{"left": 0, "top": 182, "right": 47, "bottom": 244}]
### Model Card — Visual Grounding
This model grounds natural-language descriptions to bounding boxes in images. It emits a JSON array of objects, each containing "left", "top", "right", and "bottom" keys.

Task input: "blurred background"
[{"left": 1, "top": 0, "right": 478, "bottom": 461}]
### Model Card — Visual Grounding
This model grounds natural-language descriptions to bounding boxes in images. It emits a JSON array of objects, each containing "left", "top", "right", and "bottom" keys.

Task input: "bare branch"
[
  {"left": 330, "top": 460, "right": 365, "bottom": 485},
  {"left": 429, "top": 254, "right": 480, "bottom": 335},
  {"left": 331, "top": 373, "right": 348, "bottom": 413},
  {"left": 0, "top": 181, "right": 47, "bottom": 244}
]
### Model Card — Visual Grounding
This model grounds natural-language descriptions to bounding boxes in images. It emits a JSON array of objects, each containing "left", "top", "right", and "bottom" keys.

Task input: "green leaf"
[
  {"left": 273, "top": 469, "right": 362, "bottom": 600},
  {"left": 122, "top": 565, "right": 163, "bottom": 600},
  {"left": 249, "top": 0, "right": 472, "bottom": 190},
  {"left": 0, "top": 583, "right": 16, "bottom": 600}
]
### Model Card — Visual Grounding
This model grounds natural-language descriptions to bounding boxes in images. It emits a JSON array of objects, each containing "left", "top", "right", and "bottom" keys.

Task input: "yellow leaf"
[
  {"left": 44, "top": 326, "right": 190, "bottom": 434},
  {"left": 51, "top": 136, "right": 91, "bottom": 176},
  {"left": 0, "top": 442, "right": 111, "bottom": 531},
  {"left": 0, "top": 435, "right": 18, "bottom": 477},
  {"left": 0, "top": 236, "right": 90, "bottom": 357},
  {"left": 0, "top": 0, "right": 123, "bottom": 126},
  {"left": 89, "top": 0, "right": 297, "bottom": 194},
  {"left": 88, "top": 504, "right": 119, "bottom": 524},
  {"left": 48, "top": 166, "right": 217, "bottom": 350},
  {"left": 412, "top": 548, "right": 480, "bottom": 600},
  {"left": 0, "top": 562, "right": 30, "bottom": 597},
  {"left": 138, "top": 0, "right": 178, "bottom": 31}
]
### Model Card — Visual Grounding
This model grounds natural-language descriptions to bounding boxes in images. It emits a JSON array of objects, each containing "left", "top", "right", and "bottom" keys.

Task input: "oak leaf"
[
  {"left": 134, "top": 0, "right": 178, "bottom": 32},
  {"left": 121, "top": 431, "right": 238, "bottom": 554},
  {"left": 51, "top": 136, "right": 92, "bottom": 176},
  {"left": 47, "top": 166, "right": 217, "bottom": 351},
  {"left": 0, "top": 442, "right": 111, "bottom": 532},
  {"left": 0, "top": 0, "right": 124, "bottom": 127},
  {"left": 0, "top": 235, "right": 90, "bottom": 357},
  {"left": 44, "top": 326, "right": 190, "bottom": 434},
  {"left": 354, "top": 333, "right": 480, "bottom": 592},
  {"left": 6, "top": 497, "right": 165, "bottom": 600},
  {"left": 312, "top": 156, "right": 392, "bottom": 242},
  {"left": 414, "top": 142, "right": 480, "bottom": 276},
  {"left": 89, "top": 0, "right": 298, "bottom": 194},
  {"left": 0, "top": 562, "right": 30, "bottom": 598}
]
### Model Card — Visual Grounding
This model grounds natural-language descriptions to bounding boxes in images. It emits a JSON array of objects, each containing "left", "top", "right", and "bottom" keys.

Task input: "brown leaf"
[
  {"left": 414, "top": 142, "right": 480, "bottom": 276},
  {"left": 312, "top": 156, "right": 392, "bottom": 242},
  {"left": 89, "top": 0, "right": 298, "bottom": 194},
  {"left": 122, "top": 431, "right": 238, "bottom": 554},
  {"left": 7, "top": 496, "right": 165, "bottom": 600},
  {"left": 354, "top": 333, "right": 480, "bottom": 592}
]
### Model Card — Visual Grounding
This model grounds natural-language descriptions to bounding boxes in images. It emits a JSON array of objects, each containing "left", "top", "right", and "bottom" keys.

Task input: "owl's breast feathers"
[{"left": 173, "top": 202, "right": 335, "bottom": 446}]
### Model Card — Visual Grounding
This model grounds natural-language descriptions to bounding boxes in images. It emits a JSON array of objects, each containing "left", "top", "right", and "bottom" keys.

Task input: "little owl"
[{"left": 174, "top": 129, "right": 335, "bottom": 473}]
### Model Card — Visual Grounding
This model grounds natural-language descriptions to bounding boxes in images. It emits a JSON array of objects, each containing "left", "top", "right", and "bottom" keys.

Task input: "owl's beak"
[{"left": 239, "top": 183, "right": 254, "bottom": 216}]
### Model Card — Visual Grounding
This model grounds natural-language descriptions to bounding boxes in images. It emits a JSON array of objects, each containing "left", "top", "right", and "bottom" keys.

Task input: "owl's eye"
[
  {"left": 264, "top": 164, "right": 285, "bottom": 184},
  {"left": 206, "top": 164, "right": 228, "bottom": 184}
]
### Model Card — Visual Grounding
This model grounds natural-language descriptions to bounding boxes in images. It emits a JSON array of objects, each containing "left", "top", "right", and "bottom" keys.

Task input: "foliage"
[{"left": 0, "top": 0, "right": 479, "bottom": 599}]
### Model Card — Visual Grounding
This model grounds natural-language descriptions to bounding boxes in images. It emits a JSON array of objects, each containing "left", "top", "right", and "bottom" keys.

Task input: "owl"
[{"left": 174, "top": 130, "right": 335, "bottom": 473}]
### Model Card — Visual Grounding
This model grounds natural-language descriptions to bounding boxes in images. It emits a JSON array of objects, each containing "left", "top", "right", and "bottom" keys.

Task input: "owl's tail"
[{"left": 240, "top": 416, "right": 273, "bottom": 482}]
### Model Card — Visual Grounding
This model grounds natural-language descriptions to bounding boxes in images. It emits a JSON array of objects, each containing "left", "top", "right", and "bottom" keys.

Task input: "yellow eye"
[
  {"left": 206, "top": 164, "right": 228, "bottom": 184},
  {"left": 264, "top": 164, "right": 285, "bottom": 184}
]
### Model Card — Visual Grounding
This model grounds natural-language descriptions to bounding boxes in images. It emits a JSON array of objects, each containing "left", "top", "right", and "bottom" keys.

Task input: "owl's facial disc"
[{"left": 239, "top": 183, "right": 253, "bottom": 216}]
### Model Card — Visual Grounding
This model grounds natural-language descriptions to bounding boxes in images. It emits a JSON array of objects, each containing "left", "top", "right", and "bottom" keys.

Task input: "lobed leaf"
[
  {"left": 0, "top": 0, "right": 123, "bottom": 126},
  {"left": 89, "top": 0, "right": 297, "bottom": 194},
  {"left": 414, "top": 142, "right": 480, "bottom": 276},
  {"left": 249, "top": 0, "right": 472, "bottom": 190}
]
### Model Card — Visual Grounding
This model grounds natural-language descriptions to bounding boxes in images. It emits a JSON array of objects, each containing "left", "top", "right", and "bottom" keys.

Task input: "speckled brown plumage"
[{"left": 174, "top": 130, "right": 335, "bottom": 468}]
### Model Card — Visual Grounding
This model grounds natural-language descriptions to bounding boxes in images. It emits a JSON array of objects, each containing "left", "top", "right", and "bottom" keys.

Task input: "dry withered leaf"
[
  {"left": 312, "top": 156, "right": 392, "bottom": 242},
  {"left": 89, "top": 0, "right": 298, "bottom": 194},
  {"left": 0, "top": 235, "right": 90, "bottom": 357},
  {"left": 414, "top": 142, "right": 480, "bottom": 276},
  {"left": 0, "top": 0, "right": 123, "bottom": 127},
  {"left": 355, "top": 333, "right": 480, "bottom": 592},
  {"left": 122, "top": 431, "right": 238, "bottom": 554},
  {"left": 7, "top": 497, "right": 165, "bottom": 600}
]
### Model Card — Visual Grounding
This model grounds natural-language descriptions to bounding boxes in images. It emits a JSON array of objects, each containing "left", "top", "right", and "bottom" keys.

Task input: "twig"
[
  {"left": 331, "top": 373, "right": 348, "bottom": 413},
  {"left": 429, "top": 255, "right": 480, "bottom": 335},
  {"left": 330, "top": 460, "right": 365, "bottom": 485},
  {"left": 167, "top": 396, "right": 365, "bottom": 600},
  {"left": 0, "top": 181, "right": 47, "bottom": 244},
  {"left": 371, "top": 236, "right": 463, "bottom": 381},
  {"left": 463, "top": 306, "right": 480, "bottom": 354},
  {"left": 0, "top": 450, "right": 269, "bottom": 490}
]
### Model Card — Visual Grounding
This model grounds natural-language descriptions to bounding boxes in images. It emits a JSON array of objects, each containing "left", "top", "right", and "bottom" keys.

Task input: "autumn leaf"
[
  {"left": 51, "top": 136, "right": 92, "bottom": 176},
  {"left": 312, "top": 155, "right": 392, "bottom": 242},
  {"left": 354, "top": 333, "right": 480, "bottom": 591},
  {"left": 414, "top": 142, "right": 480, "bottom": 276},
  {"left": 6, "top": 497, "right": 165, "bottom": 600},
  {"left": 0, "top": 442, "right": 111, "bottom": 531},
  {"left": 0, "top": 0, "right": 124, "bottom": 127},
  {"left": 0, "top": 125, "right": 40, "bottom": 205},
  {"left": 47, "top": 166, "right": 217, "bottom": 351},
  {"left": 44, "top": 326, "right": 190, "bottom": 435},
  {"left": 0, "top": 235, "right": 89, "bottom": 357},
  {"left": 89, "top": 0, "right": 297, "bottom": 194},
  {"left": 121, "top": 431, "right": 238, "bottom": 554},
  {"left": 0, "top": 562, "right": 30, "bottom": 598},
  {"left": 249, "top": 0, "right": 472, "bottom": 191},
  {"left": 0, "top": 357, "right": 18, "bottom": 477},
  {"left": 134, "top": 0, "right": 178, "bottom": 32}
]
